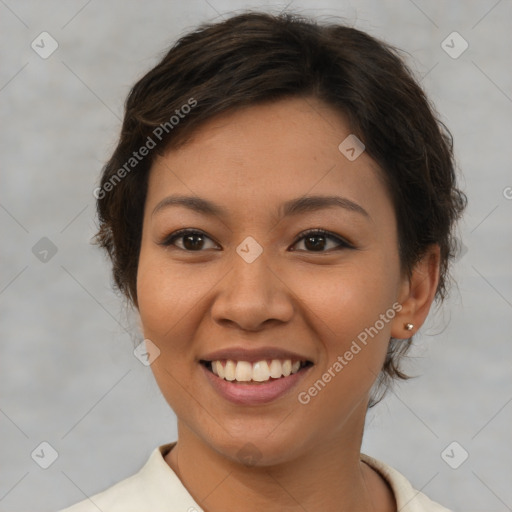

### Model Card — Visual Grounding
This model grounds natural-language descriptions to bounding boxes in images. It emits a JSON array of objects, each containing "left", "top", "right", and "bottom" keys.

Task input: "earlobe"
[{"left": 391, "top": 244, "right": 441, "bottom": 339}]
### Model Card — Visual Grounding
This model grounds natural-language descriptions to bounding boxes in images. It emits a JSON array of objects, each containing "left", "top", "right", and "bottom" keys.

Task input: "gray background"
[{"left": 1, "top": 1, "right": 511, "bottom": 511}]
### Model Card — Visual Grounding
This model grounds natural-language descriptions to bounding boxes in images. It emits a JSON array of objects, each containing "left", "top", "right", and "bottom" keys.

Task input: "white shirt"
[{"left": 58, "top": 442, "right": 452, "bottom": 511}]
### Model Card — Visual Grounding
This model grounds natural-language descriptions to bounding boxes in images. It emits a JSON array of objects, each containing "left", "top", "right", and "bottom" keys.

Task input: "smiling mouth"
[{"left": 200, "top": 359, "right": 313, "bottom": 384}]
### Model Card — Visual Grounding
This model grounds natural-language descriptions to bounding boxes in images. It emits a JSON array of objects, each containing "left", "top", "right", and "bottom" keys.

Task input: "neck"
[{"left": 164, "top": 409, "right": 395, "bottom": 512}]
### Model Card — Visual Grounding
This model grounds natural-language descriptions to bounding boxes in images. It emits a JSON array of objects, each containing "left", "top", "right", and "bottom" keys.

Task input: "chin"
[{"left": 202, "top": 427, "right": 310, "bottom": 468}]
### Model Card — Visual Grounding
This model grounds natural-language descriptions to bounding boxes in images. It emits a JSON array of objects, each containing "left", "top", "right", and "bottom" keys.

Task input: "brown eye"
[
  {"left": 160, "top": 229, "right": 219, "bottom": 251},
  {"left": 291, "top": 229, "right": 352, "bottom": 252}
]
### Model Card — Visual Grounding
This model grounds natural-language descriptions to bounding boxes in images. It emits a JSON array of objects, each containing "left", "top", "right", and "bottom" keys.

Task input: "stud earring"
[{"left": 404, "top": 323, "right": 414, "bottom": 331}]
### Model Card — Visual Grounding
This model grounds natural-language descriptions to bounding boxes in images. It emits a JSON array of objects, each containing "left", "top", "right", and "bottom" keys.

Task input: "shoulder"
[
  {"left": 361, "top": 453, "right": 453, "bottom": 512},
  {"left": 57, "top": 443, "right": 202, "bottom": 512}
]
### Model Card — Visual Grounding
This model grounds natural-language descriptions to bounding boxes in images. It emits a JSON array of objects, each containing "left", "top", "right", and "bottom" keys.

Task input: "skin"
[{"left": 136, "top": 96, "right": 440, "bottom": 512}]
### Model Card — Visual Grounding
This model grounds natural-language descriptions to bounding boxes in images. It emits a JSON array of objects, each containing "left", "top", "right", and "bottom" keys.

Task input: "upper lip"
[{"left": 200, "top": 346, "right": 313, "bottom": 363}]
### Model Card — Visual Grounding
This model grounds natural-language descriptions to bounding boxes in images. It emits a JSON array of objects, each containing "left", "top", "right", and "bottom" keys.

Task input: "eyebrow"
[{"left": 151, "top": 194, "right": 370, "bottom": 219}]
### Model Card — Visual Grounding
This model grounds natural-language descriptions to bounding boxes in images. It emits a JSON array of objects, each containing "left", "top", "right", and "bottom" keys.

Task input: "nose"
[{"left": 210, "top": 250, "right": 294, "bottom": 332}]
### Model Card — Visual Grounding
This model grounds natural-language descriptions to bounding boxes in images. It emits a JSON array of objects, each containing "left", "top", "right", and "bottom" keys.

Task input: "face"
[{"left": 136, "top": 97, "right": 410, "bottom": 465}]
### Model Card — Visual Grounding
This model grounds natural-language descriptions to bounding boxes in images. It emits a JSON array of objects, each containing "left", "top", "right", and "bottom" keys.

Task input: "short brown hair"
[{"left": 93, "top": 11, "right": 467, "bottom": 406}]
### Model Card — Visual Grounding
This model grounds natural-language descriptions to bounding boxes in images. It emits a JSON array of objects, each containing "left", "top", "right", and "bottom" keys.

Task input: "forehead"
[{"left": 146, "top": 97, "right": 391, "bottom": 222}]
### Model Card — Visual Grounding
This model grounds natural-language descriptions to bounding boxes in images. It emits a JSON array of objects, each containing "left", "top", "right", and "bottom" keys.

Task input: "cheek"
[
  {"left": 136, "top": 248, "right": 223, "bottom": 360},
  {"left": 137, "top": 246, "right": 196, "bottom": 329},
  {"left": 298, "top": 255, "right": 399, "bottom": 336},
  {"left": 295, "top": 256, "right": 400, "bottom": 396},
  {"left": 135, "top": 252, "right": 204, "bottom": 411}
]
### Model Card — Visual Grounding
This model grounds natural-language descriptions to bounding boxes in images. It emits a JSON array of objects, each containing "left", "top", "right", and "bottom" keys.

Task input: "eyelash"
[{"left": 159, "top": 228, "right": 353, "bottom": 252}]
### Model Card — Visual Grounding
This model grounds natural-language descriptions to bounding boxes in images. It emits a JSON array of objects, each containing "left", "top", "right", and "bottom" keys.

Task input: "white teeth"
[
  {"left": 224, "top": 360, "right": 236, "bottom": 381},
  {"left": 252, "top": 361, "right": 270, "bottom": 382},
  {"left": 269, "top": 359, "right": 283, "bottom": 378},
  {"left": 215, "top": 361, "right": 225, "bottom": 379},
  {"left": 208, "top": 358, "right": 306, "bottom": 383},
  {"left": 235, "top": 361, "right": 252, "bottom": 382},
  {"left": 282, "top": 359, "right": 292, "bottom": 377}
]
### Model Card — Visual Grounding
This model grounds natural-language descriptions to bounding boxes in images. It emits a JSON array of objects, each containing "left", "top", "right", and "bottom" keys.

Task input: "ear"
[{"left": 391, "top": 244, "right": 441, "bottom": 339}]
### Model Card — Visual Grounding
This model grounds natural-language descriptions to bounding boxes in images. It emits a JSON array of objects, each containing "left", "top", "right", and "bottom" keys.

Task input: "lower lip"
[{"left": 201, "top": 364, "right": 312, "bottom": 405}]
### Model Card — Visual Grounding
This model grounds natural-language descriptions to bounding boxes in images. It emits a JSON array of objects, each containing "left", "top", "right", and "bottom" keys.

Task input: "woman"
[{"left": 61, "top": 11, "right": 466, "bottom": 512}]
